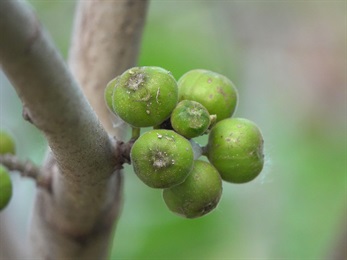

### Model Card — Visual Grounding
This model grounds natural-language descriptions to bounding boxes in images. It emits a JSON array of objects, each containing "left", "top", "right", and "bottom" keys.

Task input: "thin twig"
[{"left": 0, "top": 154, "right": 50, "bottom": 190}]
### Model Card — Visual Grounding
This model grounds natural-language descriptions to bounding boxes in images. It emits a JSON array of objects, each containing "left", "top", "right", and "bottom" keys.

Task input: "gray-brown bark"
[
  {"left": 69, "top": 0, "right": 148, "bottom": 137},
  {"left": 0, "top": 0, "right": 147, "bottom": 258}
]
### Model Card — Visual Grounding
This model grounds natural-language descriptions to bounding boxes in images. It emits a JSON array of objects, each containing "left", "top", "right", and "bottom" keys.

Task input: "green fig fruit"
[
  {"left": 104, "top": 76, "right": 119, "bottom": 112},
  {"left": 178, "top": 69, "right": 238, "bottom": 122},
  {"left": 163, "top": 160, "right": 222, "bottom": 218},
  {"left": 0, "top": 165, "right": 12, "bottom": 211},
  {"left": 130, "top": 129, "right": 194, "bottom": 188},
  {"left": 171, "top": 100, "right": 211, "bottom": 139},
  {"left": 0, "top": 130, "right": 15, "bottom": 155},
  {"left": 207, "top": 118, "right": 264, "bottom": 183},
  {"left": 109, "top": 66, "right": 178, "bottom": 127}
]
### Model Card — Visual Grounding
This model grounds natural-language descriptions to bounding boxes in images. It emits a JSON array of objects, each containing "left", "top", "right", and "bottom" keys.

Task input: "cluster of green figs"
[
  {"left": 105, "top": 67, "right": 265, "bottom": 218},
  {"left": 0, "top": 131, "right": 15, "bottom": 211}
]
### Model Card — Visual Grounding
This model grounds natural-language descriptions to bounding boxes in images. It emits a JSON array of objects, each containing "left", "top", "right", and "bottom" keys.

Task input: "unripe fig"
[
  {"left": 130, "top": 130, "right": 194, "bottom": 188},
  {"left": 178, "top": 69, "right": 238, "bottom": 122},
  {"left": 207, "top": 118, "right": 264, "bottom": 183},
  {"left": 0, "top": 130, "right": 15, "bottom": 155},
  {"left": 163, "top": 160, "right": 222, "bottom": 218},
  {"left": 109, "top": 66, "right": 178, "bottom": 127},
  {"left": 0, "top": 165, "right": 12, "bottom": 210},
  {"left": 171, "top": 100, "right": 211, "bottom": 139}
]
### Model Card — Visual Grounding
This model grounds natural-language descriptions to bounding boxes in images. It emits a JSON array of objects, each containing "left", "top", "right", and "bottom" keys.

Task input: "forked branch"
[{"left": 0, "top": 0, "right": 148, "bottom": 258}]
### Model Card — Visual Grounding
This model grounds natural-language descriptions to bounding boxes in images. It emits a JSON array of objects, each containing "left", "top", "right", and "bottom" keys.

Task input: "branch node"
[
  {"left": 22, "top": 105, "right": 33, "bottom": 124},
  {"left": 114, "top": 138, "right": 135, "bottom": 166}
]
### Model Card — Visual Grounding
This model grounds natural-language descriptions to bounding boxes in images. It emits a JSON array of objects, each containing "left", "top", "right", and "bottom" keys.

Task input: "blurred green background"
[{"left": 0, "top": 1, "right": 345, "bottom": 259}]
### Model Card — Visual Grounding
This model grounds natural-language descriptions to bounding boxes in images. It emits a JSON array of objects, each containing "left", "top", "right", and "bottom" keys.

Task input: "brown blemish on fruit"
[
  {"left": 217, "top": 85, "right": 233, "bottom": 104},
  {"left": 201, "top": 199, "right": 218, "bottom": 215},
  {"left": 217, "top": 86, "right": 226, "bottom": 96}
]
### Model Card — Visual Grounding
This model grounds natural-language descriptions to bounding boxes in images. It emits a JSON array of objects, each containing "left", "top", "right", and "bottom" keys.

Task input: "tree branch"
[
  {"left": 69, "top": 0, "right": 149, "bottom": 137},
  {"left": 0, "top": 0, "right": 147, "bottom": 257},
  {"left": 0, "top": 0, "right": 115, "bottom": 185},
  {"left": 0, "top": 214, "right": 27, "bottom": 260}
]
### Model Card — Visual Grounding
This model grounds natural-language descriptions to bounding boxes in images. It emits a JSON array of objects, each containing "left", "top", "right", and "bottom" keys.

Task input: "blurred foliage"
[
  {"left": 138, "top": 2, "right": 241, "bottom": 82},
  {"left": 0, "top": 1, "right": 345, "bottom": 259}
]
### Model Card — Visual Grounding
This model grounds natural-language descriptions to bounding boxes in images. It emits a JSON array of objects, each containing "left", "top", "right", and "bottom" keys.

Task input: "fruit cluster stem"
[{"left": 131, "top": 127, "right": 141, "bottom": 140}]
